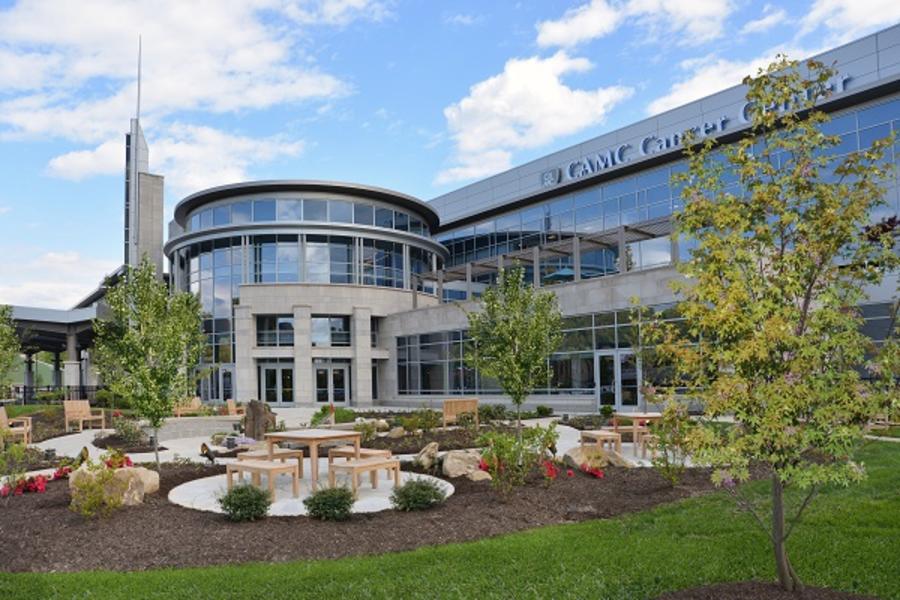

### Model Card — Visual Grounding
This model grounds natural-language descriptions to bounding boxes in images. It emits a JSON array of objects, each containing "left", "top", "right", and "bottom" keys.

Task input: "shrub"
[
  {"left": 478, "top": 423, "right": 559, "bottom": 496},
  {"left": 69, "top": 462, "right": 125, "bottom": 518},
  {"left": 33, "top": 390, "right": 65, "bottom": 403},
  {"left": 95, "top": 389, "right": 130, "bottom": 409},
  {"left": 303, "top": 486, "right": 354, "bottom": 521},
  {"left": 415, "top": 408, "right": 440, "bottom": 434},
  {"left": 599, "top": 405, "right": 614, "bottom": 420},
  {"left": 456, "top": 411, "right": 478, "bottom": 434},
  {"left": 390, "top": 478, "right": 446, "bottom": 511},
  {"left": 354, "top": 421, "right": 376, "bottom": 444},
  {"left": 310, "top": 406, "right": 356, "bottom": 426},
  {"left": 478, "top": 404, "right": 509, "bottom": 423},
  {"left": 535, "top": 405, "right": 553, "bottom": 418},
  {"left": 112, "top": 416, "right": 144, "bottom": 445},
  {"left": 649, "top": 400, "right": 693, "bottom": 486},
  {"left": 218, "top": 484, "right": 271, "bottom": 522}
]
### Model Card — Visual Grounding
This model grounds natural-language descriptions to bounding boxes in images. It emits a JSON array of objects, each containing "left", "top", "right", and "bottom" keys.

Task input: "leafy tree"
[
  {"left": 0, "top": 305, "right": 20, "bottom": 397},
  {"left": 639, "top": 57, "right": 899, "bottom": 592},
  {"left": 93, "top": 258, "right": 206, "bottom": 469},
  {"left": 465, "top": 266, "right": 562, "bottom": 431}
]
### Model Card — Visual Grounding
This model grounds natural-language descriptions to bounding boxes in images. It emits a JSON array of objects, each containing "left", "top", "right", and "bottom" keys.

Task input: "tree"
[
  {"left": 465, "top": 266, "right": 563, "bottom": 431},
  {"left": 639, "top": 57, "right": 899, "bottom": 592},
  {"left": 0, "top": 305, "right": 20, "bottom": 397},
  {"left": 93, "top": 258, "right": 206, "bottom": 470}
]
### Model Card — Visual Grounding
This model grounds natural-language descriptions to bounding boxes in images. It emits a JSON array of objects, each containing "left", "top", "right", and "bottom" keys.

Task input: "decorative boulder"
[
  {"left": 442, "top": 449, "right": 481, "bottom": 478},
  {"left": 374, "top": 419, "right": 390, "bottom": 432},
  {"left": 467, "top": 469, "right": 492, "bottom": 482},
  {"left": 244, "top": 400, "right": 276, "bottom": 440},
  {"left": 130, "top": 467, "right": 160, "bottom": 495},
  {"left": 113, "top": 469, "right": 146, "bottom": 506},
  {"left": 415, "top": 442, "right": 439, "bottom": 469},
  {"left": 387, "top": 426, "right": 406, "bottom": 439},
  {"left": 563, "top": 446, "right": 633, "bottom": 471}
]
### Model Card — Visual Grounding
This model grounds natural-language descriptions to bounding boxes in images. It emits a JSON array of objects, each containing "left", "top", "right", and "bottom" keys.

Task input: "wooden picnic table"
[
  {"left": 613, "top": 412, "right": 663, "bottom": 454},
  {"left": 264, "top": 429, "right": 361, "bottom": 491}
]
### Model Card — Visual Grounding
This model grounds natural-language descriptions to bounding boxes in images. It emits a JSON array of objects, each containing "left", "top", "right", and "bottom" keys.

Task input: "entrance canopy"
[{"left": 11, "top": 305, "right": 99, "bottom": 355}]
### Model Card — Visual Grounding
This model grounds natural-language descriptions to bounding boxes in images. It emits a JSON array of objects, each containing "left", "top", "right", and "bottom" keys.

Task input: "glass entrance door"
[
  {"left": 594, "top": 350, "right": 640, "bottom": 411},
  {"left": 260, "top": 363, "right": 294, "bottom": 404},
  {"left": 314, "top": 363, "right": 351, "bottom": 404}
]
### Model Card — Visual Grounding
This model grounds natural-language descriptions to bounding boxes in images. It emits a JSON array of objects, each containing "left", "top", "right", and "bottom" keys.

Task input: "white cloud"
[
  {"left": 0, "top": 1, "right": 361, "bottom": 146},
  {"left": 436, "top": 52, "right": 633, "bottom": 184},
  {"left": 536, "top": 0, "right": 734, "bottom": 48},
  {"left": 48, "top": 124, "right": 305, "bottom": 197},
  {"left": 444, "top": 13, "right": 483, "bottom": 26},
  {"left": 801, "top": 0, "right": 900, "bottom": 43},
  {"left": 0, "top": 206, "right": 11, "bottom": 216},
  {"left": 0, "top": 249, "right": 119, "bottom": 309},
  {"left": 740, "top": 4, "right": 788, "bottom": 35}
]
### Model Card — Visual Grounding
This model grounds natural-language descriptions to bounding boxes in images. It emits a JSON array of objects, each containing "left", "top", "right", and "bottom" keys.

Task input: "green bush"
[
  {"left": 478, "top": 423, "right": 559, "bottom": 496},
  {"left": 599, "top": 405, "right": 614, "bottom": 420},
  {"left": 112, "top": 416, "right": 144, "bottom": 445},
  {"left": 303, "top": 486, "right": 354, "bottom": 521},
  {"left": 218, "top": 484, "right": 271, "bottom": 522},
  {"left": 94, "top": 389, "right": 130, "bottom": 409},
  {"left": 33, "top": 390, "right": 64, "bottom": 403},
  {"left": 478, "top": 404, "right": 509, "bottom": 423},
  {"left": 353, "top": 421, "right": 376, "bottom": 444},
  {"left": 69, "top": 462, "right": 125, "bottom": 519},
  {"left": 310, "top": 406, "right": 356, "bottom": 426},
  {"left": 535, "top": 405, "right": 553, "bottom": 417},
  {"left": 390, "top": 478, "right": 446, "bottom": 511}
]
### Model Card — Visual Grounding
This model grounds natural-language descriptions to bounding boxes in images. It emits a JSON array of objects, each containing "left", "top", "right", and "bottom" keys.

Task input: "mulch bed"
[
  {"left": 92, "top": 435, "right": 167, "bottom": 454},
  {"left": 366, "top": 426, "right": 516, "bottom": 454},
  {"left": 20, "top": 407, "right": 68, "bottom": 443},
  {"left": 655, "top": 582, "right": 877, "bottom": 599},
  {"left": 0, "top": 462, "right": 721, "bottom": 573}
]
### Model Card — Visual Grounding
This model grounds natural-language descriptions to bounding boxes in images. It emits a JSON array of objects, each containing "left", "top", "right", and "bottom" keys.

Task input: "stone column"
[
  {"left": 573, "top": 237, "right": 582, "bottom": 282},
  {"left": 233, "top": 305, "right": 255, "bottom": 402},
  {"left": 352, "top": 307, "right": 373, "bottom": 407},
  {"left": 465, "top": 262, "right": 473, "bottom": 300},
  {"left": 63, "top": 331, "right": 81, "bottom": 394},
  {"left": 53, "top": 352, "right": 62, "bottom": 388},
  {"left": 292, "top": 305, "right": 313, "bottom": 405}
]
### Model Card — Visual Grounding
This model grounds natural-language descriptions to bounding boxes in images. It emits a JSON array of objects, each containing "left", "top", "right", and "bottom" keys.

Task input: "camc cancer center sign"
[{"left": 541, "top": 74, "right": 852, "bottom": 188}]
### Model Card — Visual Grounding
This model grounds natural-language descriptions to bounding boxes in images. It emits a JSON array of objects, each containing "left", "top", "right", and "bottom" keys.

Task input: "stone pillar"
[
  {"left": 436, "top": 270, "right": 444, "bottom": 303},
  {"left": 617, "top": 226, "right": 628, "bottom": 273},
  {"left": 233, "top": 305, "right": 255, "bottom": 402},
  {"left": 352, "top": 307, "right": 373, "bottom": 407},
  {"left": 573, "top": 237, "right": 582, "bottom": 282},
  {"left": 63, "top": 331, "right": 81, "bottom": 393},
  {"left": 292, "top": 305, "right": 313, "bottom": 405}
]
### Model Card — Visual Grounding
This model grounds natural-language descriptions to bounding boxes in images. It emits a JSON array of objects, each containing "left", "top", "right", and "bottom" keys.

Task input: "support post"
[
  {"left": 53, "top": 352, "right": 62, "bottom": 388},
  {"left": 465, "top": 263, "right": 473, "bottom": 301},
  {"left": 573, "top": 237, "right": 581, "bottom": 282},
  {"left": 532, "top": 246, "right": 541, "bottom": 288},
  {"left": 617, "top": 226, "right": 628, "bottom": 274},
  {"left": 436, "top": 270, "right": 444, "bottom": 303}
]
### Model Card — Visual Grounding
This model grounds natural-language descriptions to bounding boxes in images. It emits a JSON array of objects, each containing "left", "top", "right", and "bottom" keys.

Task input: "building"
[{"left": 162, "top": 24, "right": 899, "bottom": 413}]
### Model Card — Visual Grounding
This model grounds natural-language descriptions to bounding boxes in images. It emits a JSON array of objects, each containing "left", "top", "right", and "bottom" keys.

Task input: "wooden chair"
[
  {"left": 443, "top": 398, "right": 479, "bottom": 429},
  {"left": 0, "top": 406, "right": 32, "bottom": 446},
  {"left": 328, "top": 456, "right": 400, "bottom": 496},
  {"left": 64, "top": 400, "right": 105, "bottom": 433},
  {"left": 226, "top": 399, "right": 245, "bottom": 416},
  {"left": 174, "top": 396, "right": 203, "bottom": 417}
]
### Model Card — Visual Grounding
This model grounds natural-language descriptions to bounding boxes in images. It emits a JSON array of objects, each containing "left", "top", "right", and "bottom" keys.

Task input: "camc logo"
[{"left": 540, "top": 168, "right": 561, "bottom": 187}]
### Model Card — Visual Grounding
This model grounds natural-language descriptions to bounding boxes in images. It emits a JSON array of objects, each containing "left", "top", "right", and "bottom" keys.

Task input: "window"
[
  {"left": 330, "top": 200, "right": 353, "bottom": 223},
  {"left": 304, "top": 199, "right": 327, "bottom": 221},
  {"left": 257, "top": 315, "right": 294, "bottom": 347},
  {"left": 277, "top": 199, "right": 302, "bottom": 221},
  {"left": 375, "top": 207, "right": 393, "bottom": 229},
  {"left": 213, "top": 205, "right": 230, "bottom": 226},
  {"left": 253, "top": 199, "right": 276, "bottom": 221},
  {"left": 311, "top": 315, "right": 351, "bottom": 347},
  {"left": 232, "top": 201, "right": 251, "bottom": 224},
  {"left": 354, "top": 203, "right": 374, "bottom": 225}
]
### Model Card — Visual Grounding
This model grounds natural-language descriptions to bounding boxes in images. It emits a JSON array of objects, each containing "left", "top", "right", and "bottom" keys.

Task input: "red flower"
[
  {"left": 478, "top": 458, "right": 489, "bottom": 472},
  {"left": 0, "top": 485, "right": 9, "bottom": 497},
  {"left": 566, "top": 469, "right": 574, "bottom": 478},
  {"left": 112, "top": 410, "right": 123, "bottom": 418},
  {"left": 542, "top": 459, "right": 559, "bottom": 480}
]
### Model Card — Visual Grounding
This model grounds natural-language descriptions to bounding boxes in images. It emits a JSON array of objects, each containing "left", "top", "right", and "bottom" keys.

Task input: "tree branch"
[{"left": 784, "top": 485, "right": 819, "bottom": 541}]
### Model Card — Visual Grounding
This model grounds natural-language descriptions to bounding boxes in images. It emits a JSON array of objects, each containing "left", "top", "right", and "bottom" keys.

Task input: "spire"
[{"left": 136, "top": 35, "right": 142, "bottom": 120}]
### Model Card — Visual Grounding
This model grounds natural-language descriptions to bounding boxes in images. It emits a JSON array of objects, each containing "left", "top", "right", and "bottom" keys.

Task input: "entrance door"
[
  {"left": 220, "top": 367, "right": 234, "bottom": 402},
  {"left": 260, "top": 364, "right": 295, "bottom": 404},
  {"left": 314, "top": 364, "right": 351, "bottom": 404},
  {"left": 594, "top": 350, "right": 640, "bottom": 411}
]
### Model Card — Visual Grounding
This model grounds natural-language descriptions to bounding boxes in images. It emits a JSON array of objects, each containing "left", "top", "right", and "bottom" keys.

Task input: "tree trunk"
[
  {"left": 153, "top": 427, "right": 160, "bottom": 472},
  {"left": 772, "top": 474, "right": 803, "bottom": 592},
  {"left": 515, "top": 403, "right": 522, "bottom": 440}
]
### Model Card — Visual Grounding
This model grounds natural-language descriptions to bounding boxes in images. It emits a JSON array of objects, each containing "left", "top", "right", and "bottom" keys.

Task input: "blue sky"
[{"left": 1, "top": 0, "right": 898, "bottom": 308}]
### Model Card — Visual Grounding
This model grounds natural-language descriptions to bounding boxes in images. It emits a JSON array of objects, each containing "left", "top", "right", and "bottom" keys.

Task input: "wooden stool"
[
  {"left": 237, "top": 447, "right": 305, "bottom": 478},
  {"left": 328, "top": 457, "right": 401, "bottom": 496},
  {"left": 328, "top": 446, "right": 393, "bottom": 482},
  {"left": 579, "top": 430, "right": 622, "bottom": 453},
  {"left": 226, "top": 459, "right": 300, "bottom": 499}
]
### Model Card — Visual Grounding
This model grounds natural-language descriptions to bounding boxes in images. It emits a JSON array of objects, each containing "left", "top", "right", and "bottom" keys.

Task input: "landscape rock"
[
  {"left": 415, "top": 442, "right": 439, "bottom": 469},
  {"left": 563, "top": 446, "right": 634, "bottom": 471},
  {"left": 113, "top": 469, "right": 146, "bottom": 506},
  {"left": 467, "top": 469, "right": 492, "bottom": 482},
  {"left": 442, "top": 449, "right": 481, "bottom": 478},
  {"left": 374, "top": 419, "right": 390, "bottom": 432},
  {"left": 130, "top": 467, "right": 160, "bottom": 495},
  {"left": 387, "top": 426, "right": 406, "bottom": 439}
]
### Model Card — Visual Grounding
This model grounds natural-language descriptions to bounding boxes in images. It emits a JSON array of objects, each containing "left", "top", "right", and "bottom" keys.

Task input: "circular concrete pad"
[{"left": 169, "top": 466, "right": 454, "bottom": 516}]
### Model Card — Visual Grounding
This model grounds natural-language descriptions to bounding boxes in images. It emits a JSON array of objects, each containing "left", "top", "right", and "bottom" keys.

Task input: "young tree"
[
  {"left": 640, "top": 57, "right": 899, "bottom": 592},
  {"left": 93, "top": 258, "right": 206, "bottom": 469},
  {"left": 0, "top": 305, "right": 20, "bottom": 397},
  {"left": 465, "top": 266, "right": 563, "bottom": 431}
]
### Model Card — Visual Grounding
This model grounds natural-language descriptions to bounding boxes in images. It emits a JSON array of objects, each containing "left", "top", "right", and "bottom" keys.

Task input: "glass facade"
[
  {"left": 311, "top": 316, "right": 351, "bottom": 347},
  {"left": 256, "top": 315, "right": 294, "bottom": 347},
  {"left": 187, "top": 195, "right": 431, "bottom": 237}
]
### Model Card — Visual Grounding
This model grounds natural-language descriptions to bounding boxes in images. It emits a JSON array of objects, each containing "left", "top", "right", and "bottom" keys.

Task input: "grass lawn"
[
  {"left": 1, "top": 442, "right": 898, "bottom": 600},
  {"left": 4, "top": 404, "right": 58, "bottom": 418}
]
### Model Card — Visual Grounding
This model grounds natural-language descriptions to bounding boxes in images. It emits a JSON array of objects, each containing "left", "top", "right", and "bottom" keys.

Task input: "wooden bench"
[
  {"left": 580, "top": 430, "right": 622, "bottom": 453},
  {"left": 0, "top": 406, "right": 31, "bottom": 446},
  {"left": 64, "top": 400, "right": 105, "bottom": 433},
  {"left": 237, "top": 447, "right": 304, "bottom": 478},
  {"left": 443, "top": 398, "right": 479, "bottom": 429},
  {"left": 328, "top": 456, "right": 400, "bottom": 495},
  {"left": 640, "top": 434, "right": 660, "bottom": 459},
  {"left": 328, "top": 446, "right": 393, "bottom": 481},
  {"left": 174, "top": 396, "right": 204, "bottom": 417},
  {"left": 226, "top": 459, "right": 299, "bottom": 499}
]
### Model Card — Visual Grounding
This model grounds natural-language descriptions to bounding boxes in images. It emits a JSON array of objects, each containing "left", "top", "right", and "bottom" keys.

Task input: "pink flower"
[{"left": 566, "top": 469, "right": 574, "bottom": 478}]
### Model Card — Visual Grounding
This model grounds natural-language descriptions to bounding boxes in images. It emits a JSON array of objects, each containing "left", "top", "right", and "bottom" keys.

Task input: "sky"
[{"left": 0, "top": 0, "right": 899, "bottom": 309}]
